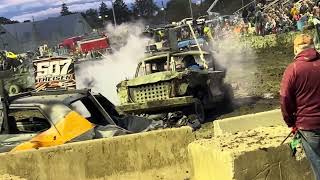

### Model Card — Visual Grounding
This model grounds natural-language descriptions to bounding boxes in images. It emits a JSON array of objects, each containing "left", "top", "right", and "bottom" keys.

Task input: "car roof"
[
  {"left": 8, "top": 89, "right": 90, "bottom": 107},
  {"left": 142, "top": 50, "right": 210, "bottom": 62}
]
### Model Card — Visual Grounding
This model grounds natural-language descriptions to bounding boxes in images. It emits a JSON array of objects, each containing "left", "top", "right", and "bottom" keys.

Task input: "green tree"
[
  {"left": 193, "top": 0, "right": 205, "bottom": 17},
  {"left": 98, "top": 1, "right": 112, "bottom": 26},
  {"left": 133, "top": 0, "right": 159, "bottom": 19},
  {"left": 81, "top": 9, "right": 102, "bottom": 29},
  {"left": 0, "top": 17, "right": 19, "bottom": 24},
  {"left": 166, "top": 0, "right": 191, "bottom": 22},
  {"left": 60, "top": 3, "right": 73, "bottom": 16},
  {"left": 113, "top": 0, "right": 131, "bottom": 24},
  {"left": 99, "top": 1, "right": 110, "bottom": 20}
]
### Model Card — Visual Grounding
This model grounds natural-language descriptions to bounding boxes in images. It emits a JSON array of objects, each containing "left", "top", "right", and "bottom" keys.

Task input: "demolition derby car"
[
  {"left": 0, "top": 51, "right": 34, "bottom": 95},
  {"left": 117, "top": 50, "right": 233, "bottom": 123},
  {"left": 0, "top": 89, "right": 159, "bottom": 153}
]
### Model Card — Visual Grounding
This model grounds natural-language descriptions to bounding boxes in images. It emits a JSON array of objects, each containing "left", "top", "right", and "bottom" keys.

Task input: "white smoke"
[
  {"left": 210, "top": 34, "right": 257, "bottom": 97},
  {"left": 76, "top": 22, "right": 149, "bottom": 105}
]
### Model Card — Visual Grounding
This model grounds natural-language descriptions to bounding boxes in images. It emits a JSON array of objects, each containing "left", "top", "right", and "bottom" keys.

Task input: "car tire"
[{"left": 9, "top": 84, "right": 21, "bottom": 95}]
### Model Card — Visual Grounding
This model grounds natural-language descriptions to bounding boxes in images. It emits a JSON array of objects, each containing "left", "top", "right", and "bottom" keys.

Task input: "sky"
[{"left": 0, "top": 0, "right": 166, "bottom": 22}]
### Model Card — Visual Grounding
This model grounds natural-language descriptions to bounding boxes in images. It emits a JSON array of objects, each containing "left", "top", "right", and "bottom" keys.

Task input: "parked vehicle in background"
[
  {"left": 59, "top": 32, "right": 112, "bottom": 61},
  {"left": 0, "top": 51, "right": 34, "bottom": 95},
  {"left": 60, "top": 36, "right": 83, "bottom": 52}
]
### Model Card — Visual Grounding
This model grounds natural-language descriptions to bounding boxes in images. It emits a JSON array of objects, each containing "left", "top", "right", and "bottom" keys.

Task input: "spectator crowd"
[{"left": 219, "top": 0, "right": 320, "bottom": 36}]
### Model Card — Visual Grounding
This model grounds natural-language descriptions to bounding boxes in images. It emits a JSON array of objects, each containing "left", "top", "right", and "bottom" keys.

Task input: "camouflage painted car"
[
  {"left": 4, "top": 65, "right": 34, "bottom": 95},
  {"left": 0, "top": 52, "right": 35, "bottom": 95},
  {"left": 117, "top": 50, "right": 232, "bottom": 123},
  {"left": 0, "top": 89, "right": 156, "bottom": 153}
]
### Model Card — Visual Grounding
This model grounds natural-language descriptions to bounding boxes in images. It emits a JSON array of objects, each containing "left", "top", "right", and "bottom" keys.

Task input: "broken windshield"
[
  {"left": 68, "top": 94, "right": 116, "bottom": 126},
  {"left": 145, "top": 57, "right": 168, "bottom": 75}
]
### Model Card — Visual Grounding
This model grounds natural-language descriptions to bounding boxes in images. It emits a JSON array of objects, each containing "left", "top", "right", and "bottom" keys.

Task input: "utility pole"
[
  {"left": 189, "top": 0, "right": 194, "bottom": 19},
  {"left": 110, "top": 0, "right": 117, "bottom": 27}
]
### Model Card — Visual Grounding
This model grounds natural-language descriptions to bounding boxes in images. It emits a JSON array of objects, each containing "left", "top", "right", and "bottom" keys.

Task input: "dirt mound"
[
  {"left": 195, "top": 126, "right": 291, "bottom": 154},
  {"left": 0, "top": 174, "right": 26, "bottom": 180}
]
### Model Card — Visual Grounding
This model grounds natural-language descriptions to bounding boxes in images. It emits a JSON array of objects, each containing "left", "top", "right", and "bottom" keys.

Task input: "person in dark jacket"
[
  {"left": 255, "top": 6, "right": 264, "bottom": 36},
  {"left": 242, "top": 8, "right": 249, "bottom": 22},
  {"left": 280, "top": 34, "right": 320, "bottom": 180}
]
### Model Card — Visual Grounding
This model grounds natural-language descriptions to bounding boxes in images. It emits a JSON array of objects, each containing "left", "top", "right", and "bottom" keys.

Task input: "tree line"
[
  {"left": 62, "top": 0, "right": 243, "bottom": 28},
  {"left": 0, "top": 0, "right": 249, "bottom": 26}
]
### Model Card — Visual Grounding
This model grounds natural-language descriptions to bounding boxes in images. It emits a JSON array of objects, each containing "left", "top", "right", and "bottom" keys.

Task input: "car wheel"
[{"left": 9, "top": 84, "right": 21, "bottom": 95}]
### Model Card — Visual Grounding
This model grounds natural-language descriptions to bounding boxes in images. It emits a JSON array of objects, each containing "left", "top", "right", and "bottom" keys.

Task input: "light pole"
[
  {"left": 161, "top": 0, "right": 166, "bottom": 24},
  {"left": 110, "top": 0, "right": 117, "bottom": 27},
  {"left": 161, "top": 7, "right": 166, "bottom": 24},
  {"left": 189, "top": 0, "right": 194, "bottom": 19}
]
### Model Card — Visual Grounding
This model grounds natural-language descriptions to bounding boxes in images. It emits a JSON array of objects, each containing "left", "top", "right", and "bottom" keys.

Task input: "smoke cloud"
[
  {"left": 210, "top": 34, "right": 257, "bottom": 97},
  {"left": 76, "top": 25, "right": 256, "bottom": 105},
  {"left": 76, "top": 22, "right": 149, "bottom": 105}
]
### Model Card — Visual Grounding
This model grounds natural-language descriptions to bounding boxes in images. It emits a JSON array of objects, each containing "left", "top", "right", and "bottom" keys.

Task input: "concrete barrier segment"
[
  {"left": 188, "top": 126, "right": 313, "bottom": 180},
  {"left": 213, "top": 109, "right": 286, "bottom": 135},
  {"left": 0, "top": 127, "right": 194, "bottom": 180}
]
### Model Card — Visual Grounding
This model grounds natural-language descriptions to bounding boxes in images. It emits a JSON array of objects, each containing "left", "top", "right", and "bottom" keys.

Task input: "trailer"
[
  {"left": 78, "top": 37, "right": 110, "bottom": 54},
  {"left": 60, "top": 36, "right": 83, "bottom": 51}
]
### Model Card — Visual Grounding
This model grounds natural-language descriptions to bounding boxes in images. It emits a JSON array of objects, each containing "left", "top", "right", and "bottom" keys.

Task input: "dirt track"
[
  {"left": 196, "top": 47, "right": 292, "bottom": 139},
  {"left": 197, "top": 126, "right": 289, "bottom": 153}
]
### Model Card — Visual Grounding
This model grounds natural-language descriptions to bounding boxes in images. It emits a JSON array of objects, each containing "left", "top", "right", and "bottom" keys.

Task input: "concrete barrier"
[
  {"left": 0, "top": 127, "right": 194, "bottom": 180},
  {"left": 188, "top": 126, "right": 313, "bottom": 180},
  {"left": 213, "top": 109, "right": 286, "bottom": 135}
]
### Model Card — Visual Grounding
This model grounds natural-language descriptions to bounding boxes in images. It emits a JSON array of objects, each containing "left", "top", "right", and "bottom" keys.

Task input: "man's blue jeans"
[{"left": 300, "top": 130, "right": 320, "bottom": 180}]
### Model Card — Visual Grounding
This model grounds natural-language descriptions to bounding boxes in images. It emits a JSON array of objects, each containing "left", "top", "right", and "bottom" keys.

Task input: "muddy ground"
[
  {"left": 196, "top": 48, "right": 293, "bottom": 139},
  {"left": 195, "top": 126, "right": 290, "bottom": 153}
]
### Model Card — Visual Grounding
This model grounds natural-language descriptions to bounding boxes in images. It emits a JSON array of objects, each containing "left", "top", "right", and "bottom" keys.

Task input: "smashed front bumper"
[{"left": 118, "top": 96, "right": 196, "bottom": 114}]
